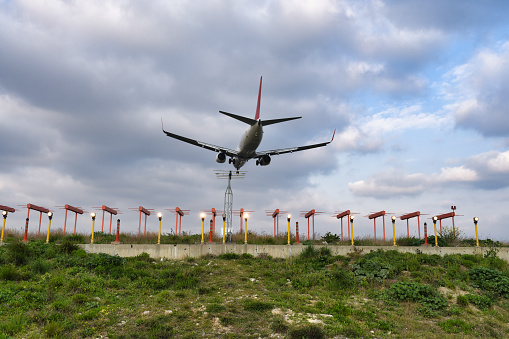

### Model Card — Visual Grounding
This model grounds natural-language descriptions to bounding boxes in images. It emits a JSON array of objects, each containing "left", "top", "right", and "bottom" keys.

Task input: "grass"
[{"left": 0, "top": 236, "right": 508, "bottom": 338}]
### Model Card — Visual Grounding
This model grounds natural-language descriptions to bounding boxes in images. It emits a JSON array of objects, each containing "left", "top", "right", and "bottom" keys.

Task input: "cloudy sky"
[{"left": 2, "top": 0, "right": 509, "bottom": 241}]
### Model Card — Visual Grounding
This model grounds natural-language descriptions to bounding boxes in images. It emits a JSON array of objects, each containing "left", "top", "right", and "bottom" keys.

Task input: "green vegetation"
[{"left": 0, "top": 235, "right": 508, "bottom": 338}]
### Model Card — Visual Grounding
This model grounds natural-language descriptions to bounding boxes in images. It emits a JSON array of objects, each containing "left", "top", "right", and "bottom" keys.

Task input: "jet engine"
[
  {"left": 216, "top": 152, "right": 226, "bottom": 163},
  {"left": 256, "top": 154, "right": 271, "bottom": 166}
]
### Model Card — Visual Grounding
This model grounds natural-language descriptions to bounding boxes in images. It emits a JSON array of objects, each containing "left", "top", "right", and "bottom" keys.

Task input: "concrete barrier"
[{"left": 80, "top": 243, "right": 509, "bottom": 262}]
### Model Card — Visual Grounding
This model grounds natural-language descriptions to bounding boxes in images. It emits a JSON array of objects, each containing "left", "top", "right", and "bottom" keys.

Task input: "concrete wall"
[{"left": 80, "top": 243, "right": 509, "bottom": 262}]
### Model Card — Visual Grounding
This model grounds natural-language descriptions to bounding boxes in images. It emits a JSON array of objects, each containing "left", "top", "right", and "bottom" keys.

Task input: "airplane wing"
[
  {"left": 254, "top": 129, "right": 335, "bottom": 157},
  {"left": 161, "top": 122, "right": 238, "bottom": 158}
]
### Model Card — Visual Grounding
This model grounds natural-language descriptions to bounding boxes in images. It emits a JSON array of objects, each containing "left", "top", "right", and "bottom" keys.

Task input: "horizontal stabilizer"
[
  {"left": 219, "top": 111, "right": 257, "bottom": 125},
  {"left": 261, "top": 116, "right": 301, "bottom": 126}
]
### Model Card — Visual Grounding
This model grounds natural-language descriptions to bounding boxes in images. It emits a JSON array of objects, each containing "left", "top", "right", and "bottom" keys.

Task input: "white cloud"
[
  {"left": 446, "top": 41, "right": 509, "bottom": 136},
  {"left": 349, "top": 150, "right": 509, "bottom": 198}
]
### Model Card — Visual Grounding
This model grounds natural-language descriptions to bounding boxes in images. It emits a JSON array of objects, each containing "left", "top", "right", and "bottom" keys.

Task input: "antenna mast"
[{"left": 214, "top": 170, "right": 246, "bottom": 242}]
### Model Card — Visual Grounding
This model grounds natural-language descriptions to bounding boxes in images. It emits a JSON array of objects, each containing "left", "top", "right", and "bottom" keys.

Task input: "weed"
[
  {"left": 438, "top": 318, "right": 473, "bottom": 334},
  {"left": 205, "top": 303, "right": 225, "bottom": 313},
  {"left": 0, "top": 265, "right": 21, "bottom": 281},
  {"left": 288, "top": 324, "right": 325, "bottom": 339},
  {"left": 218, "top": 253, "right": 240, "bottom": 260},
  {"left": 243, "top": 299, "right": 273, "bottom": 312},
  {"left": 389, "top": 281, "right": 448, "bottom": 311},
  {"left": 271, "top": 316, "right": 289, "bottom": 333}
]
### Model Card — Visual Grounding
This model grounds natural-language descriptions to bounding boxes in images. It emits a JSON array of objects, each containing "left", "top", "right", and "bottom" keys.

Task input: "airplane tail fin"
[
  {"left": 219, "top": 76, "right": 301, "bottom": 126},
  {"left": 255, "top": 76, "right": 262, "bottom": 120}
]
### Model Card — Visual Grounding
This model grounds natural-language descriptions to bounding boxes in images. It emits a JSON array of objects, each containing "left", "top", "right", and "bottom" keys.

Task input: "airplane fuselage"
[{"left": 233, "top": 120, "right": 264, "bottom": 169}]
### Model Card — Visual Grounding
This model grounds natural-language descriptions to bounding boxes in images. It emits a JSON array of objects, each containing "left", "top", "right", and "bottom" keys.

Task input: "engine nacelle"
[
  {"left": 216, "top": 152, "right": 226, "bottom": 163},
  {"left": 256, "top": 154, "right": 271, "bottom": 166}
]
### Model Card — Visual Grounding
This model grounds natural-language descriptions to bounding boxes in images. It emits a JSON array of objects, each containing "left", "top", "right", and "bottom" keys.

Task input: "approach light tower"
[{"left": 214, "top": 170, "right": 246, "bottom": 242}]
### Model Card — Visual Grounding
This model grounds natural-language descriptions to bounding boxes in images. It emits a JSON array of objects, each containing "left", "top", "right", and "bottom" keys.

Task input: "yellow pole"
[
  {"left": 222, "top": 215, "right": 226, "bottom": 244},
  {"left": 474, "top": 217, "right": 479, "bottom": 247},
  {"left": 157, "top": 213, "right": 162, "bottom": 244},
  {"left": 46, "top": 212, "right": 53, "bottom": 244},
  {"left": 244, "top": 218, "right": 248, "bottom": 244},
  {"left": 1, "top": 212, "right": 7, "bottom": 244},
  {"left": 350, "top": 216, "right": 355, "bottom": 246},
  {"left": 392, "top": 217, "right": 396, "bottom": 246},
  {"left": 287, "top": 220, "right": 291, "bottom": 245},
  {"left": 201, "top": 217, "right": 205, "bottom": 244},
  {"left": 433, "top": 217, "right": 438, "bottom": 247},
  {"left": 91, "top": 213, "right": 96, "bottom": 244}
]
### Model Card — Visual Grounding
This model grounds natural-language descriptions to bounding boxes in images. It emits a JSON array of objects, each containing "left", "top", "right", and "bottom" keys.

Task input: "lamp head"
[
  {"left": 391, "top": 215, "right": 396, "bottom": 221},
  {"left": 473, "top": 217, "right": 479, "bottom": 222},
  {"left": 433, "top": 216, "right": 438, "bottom": 222},
  {"left": 287, "top": 213, "right": 291, "bottom": 221},
  {"left": 350, "top": 215, "right": 355, "bottom": 221},
  {"left": 200, "top": 212, "right": 206, "bottom": 220},
  {"left": 47, "top": 212, "right": 53, "bottom": 219},
  {"left": 157, "top": 212, "right": 162, "bottom": 219},
  {"left": 91, "top": 212, "right": 96, "bottom": 220},
  {"left": 2, "top": 211, "right": 7, "bottom": 218},
  {"left": 244, "top": 213, "right": 249, "bottom": 221},
  {"left": 222, "top": 213, "right": 226, "bottom": 220}
]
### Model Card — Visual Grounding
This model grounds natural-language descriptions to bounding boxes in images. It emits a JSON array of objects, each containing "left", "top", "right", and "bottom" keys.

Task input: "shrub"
[
  {"left": 30, "top": 258, "right": 52, "bottom": 274},
  {"left": 438, "top": 318, "right": 473, "bottom": 334},
  {"left": 469, "top": 266, "right": 509, "bottom": 297},
  {"left": 60, "top": 239, "right": 80, "bottom": 254},
  {"left": 322, "top": 232, "right": 340, "bottom": 243},
  {"left": 389, "top": 281, "right": 448, "bottom": 311},
  {"left": 243, "top": 299, "right": 273, "bottom": 312},
  {"left": 218, "top": 253, "right": 240, "bottom": 260},
  {"left": 464, "top": 294, "right": 494, "bottom": 310},
  {"left": 328, "top": 268, "right": 355, "bottom": 290},
  {"left": 270, "top": 316, "right": 289, "bottom": 333},
  {"left": 5, "top": 241, "right": 29, "bottom": 266},
  {"left": 288, "top": 324, "right": 325, "bottom": 339},
  {"left": 456, "top": 294, "right": 469, "bottom": 307},
  {"left": 352, "top": 250, "right": 405, "bottom": 281},
  {"left": 0, "top": 265, "right": 21, "bottom": 281},
  {"left": 206, "top": 303, "right": 225, "bottom": 313}
]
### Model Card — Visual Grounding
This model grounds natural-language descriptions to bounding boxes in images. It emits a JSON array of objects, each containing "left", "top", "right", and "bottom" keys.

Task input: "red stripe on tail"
[{"left": 255, "top": 76, "right": 262, "bottom": 120}]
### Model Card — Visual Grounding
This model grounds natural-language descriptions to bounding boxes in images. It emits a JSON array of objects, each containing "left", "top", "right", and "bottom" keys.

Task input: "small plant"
[
  {"left": 389, "top": 281, "right": 448, "bottom": 311},
  {"left": 243, "top": 299, "right": 273, "bottom": 312},
  {"left": 322, "top": 232, "right": 340, "bottom": 243},
  {"left": 0, "top": 265, "right": 21, "bottom": 281},
  {"left": 287, "top": 324, "right": 325, "bottom": 339},
  {"left": 218, "top": 253, "right": 240, "bottom": 260},
  {"left": 438, "top": 318, "right": 473, "bottom": 334}
]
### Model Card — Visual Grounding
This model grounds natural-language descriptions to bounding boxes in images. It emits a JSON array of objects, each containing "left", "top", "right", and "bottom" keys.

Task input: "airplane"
[{"left": 162, "top": 76, "right": 335, "bottom": 171}]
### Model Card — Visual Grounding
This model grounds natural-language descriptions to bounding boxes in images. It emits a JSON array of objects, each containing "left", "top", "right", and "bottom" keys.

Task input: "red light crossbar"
[
  {"left": 25, "top": 203, "right": 50, "bottom": 235},
  {"left": 300, "top": 209, "right": 325, "bottom": 240},
  {"left": 333, "top": 210, "right": 351, "bottom": 241},
  {"left": 399, "top": 211, "right": 424, "bottom": 239},
  {"left": 57, "top": 204, "right": 84, "bottom": 235},
  {"left": 128, "top": 206, "right": 154, "bottom": 235},
  {"left": 167, "top": 207, "right": 190, "bottom": 236},
  {"left": 435, "top": 211, "right": 455, "bottom": 235},
  {"left": 92, "top": 205, "right": 120, "bottom": 234},
  {"left": 368, "top": 210, "right": 387, "bottom": 242},
  {"left": 0, "top": 205, "right": 16, "bottom": 213},
  {"left": 265, "top": 209, "right": 288, "bottom": 237}
]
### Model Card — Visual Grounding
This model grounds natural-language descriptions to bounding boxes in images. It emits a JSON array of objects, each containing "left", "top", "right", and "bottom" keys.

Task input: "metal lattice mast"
[
  {"left": 214, "top": 170, "right": 246, "bottom": 242},
  {"left": 225, "top": 172, "right": 233, "bottom": 241}
]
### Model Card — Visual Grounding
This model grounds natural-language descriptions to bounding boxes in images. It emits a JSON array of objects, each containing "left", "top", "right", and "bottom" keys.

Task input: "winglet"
[
  {"left": 331, "top": 129, "right": 336, "bottom": 142},
  {"left": 255, "top": 76, "right": 262, "bottom": 120},
  {"left": 161, "top": 117, "right": 164, "bottom": 131}
]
